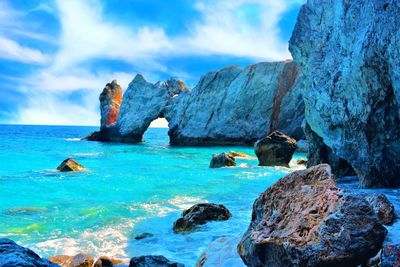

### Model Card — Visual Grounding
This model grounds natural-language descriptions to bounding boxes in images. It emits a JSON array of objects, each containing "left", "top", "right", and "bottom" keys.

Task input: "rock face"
[
  {"left": 289, "top": 0, "right": 400, "bottom": 187},
  {"left": 238, "top": 164, "right": 387, "bottom": 267},
  {"left": 255, "top": 131, "right": 296, "bottom": 167},
  {"left": 56, "top": 158, "right": 85, "bottom": 172},
  {"left": 209, "top": 152, "right": 236, "bottom": 168},
  {"left": 100, "top": 80, "right": 123, "bottom": 130},
  {"left": 129, "top": 256, "right": 184, "bottom": 267},
  {"left": 173, "top": 203, "right": 232, "bottom": 233},
  {"left": 366, "top": 194, "right": 396, "bottom": 225},
  {"left": 0, "top": 238, "right": 59, "bottom": 267},
  {"left": 168, "top": 61, "right": 304, "bottom": 145}
]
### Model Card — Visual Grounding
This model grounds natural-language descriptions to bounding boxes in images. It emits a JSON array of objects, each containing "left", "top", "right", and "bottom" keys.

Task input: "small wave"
[
  {"left": 65, "top": 138, "right": 82, "bottom": 141},
  {"left": 73, "top": 152, "right": 104, "bottom": 158}
]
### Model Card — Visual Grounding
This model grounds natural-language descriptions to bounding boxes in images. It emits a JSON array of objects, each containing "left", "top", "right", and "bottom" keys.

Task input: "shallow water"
[{"left": 0, "top": 124, "right": 305, "bottom": 265}]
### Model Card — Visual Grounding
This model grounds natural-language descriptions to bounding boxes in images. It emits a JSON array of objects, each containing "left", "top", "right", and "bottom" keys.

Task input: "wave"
[
  {"left": 65, "top": 138, "right": 82, "bottom": 141},
  {"left": 73, "top": 152, "right": 104, "bottom": 158}
]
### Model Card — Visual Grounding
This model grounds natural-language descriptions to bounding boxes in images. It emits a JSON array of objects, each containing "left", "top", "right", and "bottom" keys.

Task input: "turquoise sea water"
[{"left": 0, "top": 124, "right": 308, "bottom": 265}]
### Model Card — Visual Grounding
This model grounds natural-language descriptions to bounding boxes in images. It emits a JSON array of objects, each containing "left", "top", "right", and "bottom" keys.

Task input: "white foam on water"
[
  {"left": 73, "top": 152, "right": 104, "bottom": 157},
  {"left": 65, "top": 138, "right": 82, "bottom": 141}
]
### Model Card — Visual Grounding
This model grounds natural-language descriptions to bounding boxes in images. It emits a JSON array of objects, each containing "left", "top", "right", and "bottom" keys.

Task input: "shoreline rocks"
[
  {"left": 255, "top": 131, "right": 297, "bottom": 167},
  {"left": 173, "top": 203, "right": 232, "bottom": 233},
  {"left": 129, "top": 256, "right": 184, "bottom": 267},
  {"left": 209, "top": 152, "right": 236, "bottom": 168},
  {"left": 57, "top": 158, "right": 85, "bottom": 172},
  {"left": 238, "top": 164, "right": 387, "bottom": 267},
  {"left": 366, "top": 194, "right": 396, "bottom": 226}
]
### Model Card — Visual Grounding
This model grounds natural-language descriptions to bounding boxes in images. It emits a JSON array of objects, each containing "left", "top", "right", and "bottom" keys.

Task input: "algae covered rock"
[
  {"left": 209, "top": 152, "right": 236, "bottom": 168},
  {"left": 56, "top": 158, "right": 85, "bottom": 172},
  {"left": 238, "top": 164, "right": 387, "bottom": 267}
]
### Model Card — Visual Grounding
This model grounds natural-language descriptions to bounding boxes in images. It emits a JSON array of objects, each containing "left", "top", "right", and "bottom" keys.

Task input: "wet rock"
[
  {"left": 229, "top": 151, "right": 254, "bottom": 159},
  {"left": 57, "top": 158, "right": 85, "bottom": 172},
  {"left": 48, "top": 255, "right": 72, "bottom": 266},
  {"left": 238, "top": 164, "right": 387, "bottom": 267},
  {"left": 93, "top": 256, "right": 123, "bottom": 267},
  {"left": 366, "top": 194, "right": 396, "bottom": 225},
  {"left": 71, "top": 253, "right": 94, "bottom": 267},
  {"left": 295, "top": 139, "right": 308, "bottom": 153},
  {"left": 196, "top": 236, "right": 244, "bottom": 267},
  {"left": 0, "top": 238, "right": 59, "bottom": 267},
  {"left": 129, "top": 255, "right": 184, "bottom": 267},
  {"left": 382, "top": 244, "right": 400, "bottom": 267},
  {"left": 209, "top": 152, "right": 236, "bottom": 168},
  {"left": 134, "top": 233, "right": 154, "bottom": 240},
  {"left": 289, "top": 0, "right": 400, "bottom": 188},
  {"left": 173, "top": 203, "right": 232, "bottom": 233},
  {"left": 296, "top": 159, "right": 307, "bottom": 165},
  {"left": 255, "top": 131, "right": 296, "bottom": 167}
]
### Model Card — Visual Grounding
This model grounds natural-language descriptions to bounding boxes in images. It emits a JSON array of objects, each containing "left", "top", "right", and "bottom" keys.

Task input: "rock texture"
[
  {"left": 255, "top": 131, "right": 297, "bottom": 167},
  {"left": 168, "top": 61, "right": 304, "bottom": 145},
  {"left": 0, "top": 238, "right": 59, "bottom": 267},
  {"left": 100, "top": 80, "right": 123, "bottom": 130},
  {"left": 173, "top": 203, "right": 232, "bottom": 233},
  {"left": 366, "top": 194, "right": 396, "bottom": 225},
  {"left": 382, "top": 244, "right": 400, "bottom": 267},
  {"left": 56, "top": 158, "right": 85, "bottom": 172},
  {"left": 129, "top": 256, "right": 184, "bottom": 267},
  {"left": 289, "top": 0, "right": 400, "bottom": 187},
  {"left": 238, "top": 164, "right": 387, "bottom": 267},
  {"left": 209, "top": 152, "right": 236, "bottom": 168}
]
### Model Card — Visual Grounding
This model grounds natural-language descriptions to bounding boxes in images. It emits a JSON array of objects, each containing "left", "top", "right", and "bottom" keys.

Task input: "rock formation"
[
  {"left": 209, "top": 152, "right": 236, "bottom": 168},
  {"left": 129, "top": 256, "right": 184, "bottom": 267},
  {"left": 173, "top": 203, "right": 232, "bottom": 233},
  {"left": 238, "top": 164, "right": 387, "bottom": 267},
  {"left": 88, "top": 61, "right": 305, "bottom": 145},
  {"left": 366, "top": 194, "right": 396, "bottom": 225},
  {"left": 255, "top": 131, "right": 297, "bottom": 167},
  {"left": 100, "top": 80, "right": 123, "bottom": 130},
  {"left": 0, "top": 238, "right": 59, "bottom": 267},
  {"left": 57, "top": 158, "right": 85, "bottom": 172},
  {"left": 289, "top": 0, "right": 400, "bottom": 187}
]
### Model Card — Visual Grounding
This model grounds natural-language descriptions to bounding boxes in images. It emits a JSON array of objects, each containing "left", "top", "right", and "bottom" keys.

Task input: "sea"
[{"left": 0, "top": 124, "right": 398, "bottom": 266}]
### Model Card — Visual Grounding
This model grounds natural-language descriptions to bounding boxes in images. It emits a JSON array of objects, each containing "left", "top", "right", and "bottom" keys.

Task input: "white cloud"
[{"left": 0, "top": 37, "right": 50, "bottom": 64}]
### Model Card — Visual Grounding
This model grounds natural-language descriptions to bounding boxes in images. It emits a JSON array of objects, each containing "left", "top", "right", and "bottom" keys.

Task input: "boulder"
[
  {"left": 48, "top": 255, "right": 73, "bottom": 266},
  {"left": 173, "top": 203, "right": 232, "bottom": 233},
  {"left": 382, "top": 244, "right": 400, "bottom": 267},
  {"left": 134, "top": 233, "right": 154, "bottom": 240},
  {"left": 93, "top": 256, "right": 123, "bottom": 267},
  {"left": 129, "top": 256, "right": 184, "bottom": 267},
  {"left": 0, "top": 238, "right": 59, "bottom": 267},
  {"left": 366, "top": 194, "right": 396, "bottom": 225},
  {"left": 296, "top": 159, "right": 307, "bottom": 165},
  {"left": 255, "top": 131, "right": 296, "bottom": 167},
  {"left": 70, "top": 253, "right": 94, "bottom": 267},
  {"left": 56, "top": 158, "right": 85, "bottom": 172},
  {"left": 238, "top": 164, "right": 387, "bottom": 267},
  {"left": 289, "top": 0, "right": 400, "bottom": 188},
  {"left": 209, "top": 152, "right": 236, "bottom": 168},
  {"left": 229, "top": 151, "right": 254, "bottom": 159}
]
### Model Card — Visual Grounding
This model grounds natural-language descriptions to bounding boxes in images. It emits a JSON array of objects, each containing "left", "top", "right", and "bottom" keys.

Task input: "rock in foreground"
[
  {"left": 173, "top": 203, "right": 232, "bottom": 233},
  {"left": 238, "top": 164, "right": 387, "bottom": 267},
  {"left": 129, "top": 256, "right": 184, "bottom": 267},
  {"left": 209, "top": 152, "right": 236, "bottom": 168},
  {"left": 56, "top": 158, "right": 85, "bottom": 172},
  {"left": 0, "top": 238, "right": 59, "bottom": 267},
  {"left": 255, "top": 131, "right": 296, "bottom": 167},
  {"left": 366, "top": 194, "right": 396, "bottom": 225}
]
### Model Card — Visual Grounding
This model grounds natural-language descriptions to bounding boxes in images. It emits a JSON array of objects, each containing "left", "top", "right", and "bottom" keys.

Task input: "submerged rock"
[
  {"left": 56, "top": 158, "right": 85, "bottom": 172},
  {"left": 134, "top": 233, "right": 154, "bottom": 240},
  {"left": 255, "top": 131, "right": 296, "bottom": 167},
  {"left": 129, "top": 255, "right": 184, "bottom": 267},
  {"left": 173, "top": 203, "right": 232, "bottom": 233},
  {"left": 289, "top": 0, "right": 400, "bottom": 187},
  {"left": 0, "top": 238, "right": 59, "bottom": 267},
  {"left": 238, "top": 164, "right": 387, "bottom": 267},
  {"left": 366, "top": 194, "right": 396, "bottom": 225},
  {"left": 209, "top": 152, "right": 236, "bottom": 168}
]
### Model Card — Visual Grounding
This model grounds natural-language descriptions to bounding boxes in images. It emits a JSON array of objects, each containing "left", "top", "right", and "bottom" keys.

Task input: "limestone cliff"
[{"left": 290, "top": 0, "right": 400, "bottom": 187}]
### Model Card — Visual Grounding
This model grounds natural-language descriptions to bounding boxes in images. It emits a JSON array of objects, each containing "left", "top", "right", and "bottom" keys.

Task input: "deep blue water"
[{"left": 0, "top": 124, "right": 307, "bottom": 265}]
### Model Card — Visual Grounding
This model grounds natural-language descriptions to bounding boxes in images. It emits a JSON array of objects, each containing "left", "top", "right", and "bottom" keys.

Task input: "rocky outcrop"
[
  {"left": 255, "top": 131, "right": 296, "bottom": 167},
  {"left": 238, "top": 164, "right": 387, "bottom": 267},
  {"left": 49, "top": 253, "right": 94, "bottom": 267},
  {"left": 100, "top": 80, "right": 123, "bottom": 130},
  {"left": 209, "top": 152, "right": 236, "bottom": 168},
  {"left": 168, "top": 61, "right": 304, "bottom": 145},
  {"left": 289, "top": 0, "right": 400, "bottom": 187},
  {"left": 129, "top": 256, "right": 184, "bottom": 267},
  {"left": 0, "top": 238, "right": 59, "bottom": 267},
  {"left": 57, "top": 158, "right": 85, "bottom": 172},
  {"left": 173, "top": 203, "right": 232, "bottom": 233},
  {"left": 366, "top": 194, "right": 396, "bottom": 225}
]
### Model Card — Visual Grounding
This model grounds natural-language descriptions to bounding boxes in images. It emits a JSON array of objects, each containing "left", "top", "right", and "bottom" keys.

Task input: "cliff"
[{"left": 289, "top": 0, "right": 400, "bottom": 187}]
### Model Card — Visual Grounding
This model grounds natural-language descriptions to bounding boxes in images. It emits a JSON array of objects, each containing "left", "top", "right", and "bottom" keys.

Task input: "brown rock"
[
  {"left": 296, "top": 159, "right": 307, "bottom": 165},
  {"left": 209, "top": 152, "right": 236, "bottom": 168},
  {"left": 255, "top": 131, "right": 297, "bottom": 167},
  {"left": 93, "top": 256, "right": 124, "bottom": 267},
  {"left": 71, "top": 253, "right": 94, "bottom": 267},
  {"left": 48, "top": 255, "right": 73, "bottom": 266},
  {"left": 100, "top": 80, "right": 123, "bottom": 130},
  {"left": 57, "top": 158, "right": 85, "bottom": 172},
  {"left": 173, "top": 203, "right": 232, "bottom": 233},
  {"left": 238, "top": 164, "right": 387, "bottom": 267}
]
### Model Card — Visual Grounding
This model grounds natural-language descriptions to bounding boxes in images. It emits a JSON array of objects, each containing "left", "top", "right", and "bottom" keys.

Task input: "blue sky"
[{"left": 0, "top": 0, "right": 303, "bottom": 126}]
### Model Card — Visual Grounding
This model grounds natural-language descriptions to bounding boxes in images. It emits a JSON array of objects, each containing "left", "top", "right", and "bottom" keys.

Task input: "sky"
[{"left": 0, "top": 0, "right": 304, "bottom": 126}]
